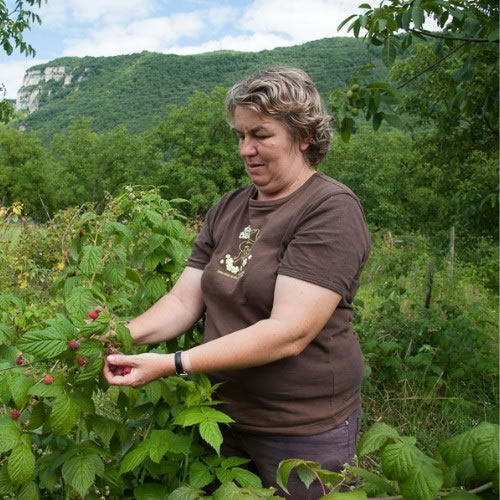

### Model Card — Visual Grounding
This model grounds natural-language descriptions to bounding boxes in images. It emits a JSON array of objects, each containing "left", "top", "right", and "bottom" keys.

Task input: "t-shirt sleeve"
[{"left": 278, "top": 193, "right": 370, "bottom": 300}]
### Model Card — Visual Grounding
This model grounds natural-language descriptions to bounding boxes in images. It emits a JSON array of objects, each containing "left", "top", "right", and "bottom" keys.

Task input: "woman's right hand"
[{"left": 103, "top": 352, "right": 175, "bottom": 388}]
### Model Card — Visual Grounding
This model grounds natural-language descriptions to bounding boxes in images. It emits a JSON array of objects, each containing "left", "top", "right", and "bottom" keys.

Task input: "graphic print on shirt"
[{"left": 218, "top": 225, "right": 261, "bottom": 280}]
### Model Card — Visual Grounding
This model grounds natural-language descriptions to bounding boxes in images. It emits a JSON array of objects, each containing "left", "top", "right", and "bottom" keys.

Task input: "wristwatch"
[{"left": 174, "top": 351, "right": 188, "bottom": 376}]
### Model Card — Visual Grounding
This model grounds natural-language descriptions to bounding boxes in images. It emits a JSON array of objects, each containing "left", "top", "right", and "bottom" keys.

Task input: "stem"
[
  {"left": 408, "top": 28, "right": 495, "bottom": 44},
  {"left": 397, "top": 41, "right": 469, "bottom": 89}
]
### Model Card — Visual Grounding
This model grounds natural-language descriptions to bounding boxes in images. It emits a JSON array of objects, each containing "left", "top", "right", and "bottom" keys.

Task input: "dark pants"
[{"left": 220, "top": 406, "right": 361, "bottom": 499}]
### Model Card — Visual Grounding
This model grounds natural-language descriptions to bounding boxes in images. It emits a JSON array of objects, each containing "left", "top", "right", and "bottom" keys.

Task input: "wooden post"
[{"left": 449, "top": 226, "right": 455, "bottom": 280}]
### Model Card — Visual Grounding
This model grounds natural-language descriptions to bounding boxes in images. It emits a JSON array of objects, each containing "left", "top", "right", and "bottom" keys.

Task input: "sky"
[{"left": 1, "top": 0, "right": 368, "bottom": 100}]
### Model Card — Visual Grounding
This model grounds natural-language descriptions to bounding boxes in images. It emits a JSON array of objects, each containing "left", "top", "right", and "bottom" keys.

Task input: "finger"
[{"left": 105, "top": 354, "right": 133, "bottom": 366}]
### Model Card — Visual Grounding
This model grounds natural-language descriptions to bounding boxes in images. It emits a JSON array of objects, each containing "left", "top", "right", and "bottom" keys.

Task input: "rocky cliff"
[{"left": 16, "top": 65, "right": 89, "bottom": 113}]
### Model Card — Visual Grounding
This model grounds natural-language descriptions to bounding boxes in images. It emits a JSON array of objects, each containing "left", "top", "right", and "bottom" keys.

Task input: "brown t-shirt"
[{"left": 186, "top": 172, "right": 371, "bottom": 435}]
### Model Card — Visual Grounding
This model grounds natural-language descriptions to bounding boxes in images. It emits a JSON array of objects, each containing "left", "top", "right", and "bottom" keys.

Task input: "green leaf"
[
  {"left": 17, "top": 327, "right": 68, "bottom": 359},
  {"left": 7, "top": 436, "right": 35, "bottom": 484},
  {"left": 340, "top": 117, "right": 355, "bottom": 143},
  {"left": 61, "top": 454, "right": 97, "bottom": 497},
  {"left": 0, "top": 467, "right": 13, "bottom": 494},
  {"left": 145, "top": 380, "right": 162, "bottom": 405},
  {"left": 349, "top": 467, "right": 397, "bottom": 496},
  {"left": 120, "top": 445, "right": 149, "bottom": 474},
  {"left": 382, "top": 38, "right": 397, "bottom": 67},
  {"left": 144, "top": 275, "right": 167, "bottom": 302},
  {"left": 174, "top": 406, "right": 234, "bottom": 426},
  {"left": 381, "top": 441, "right": 418, "bottom": 480},
  {"left": 296, "top": 463, "right": 317, "bottom": 489},
  {"left": 134, "top": 482, "right": 170, "bottom": 500},
  {"left": 28, "top": 379, "right": 64, "bottom": 398},
  {"left": 358, "top": 422, "right": 399, "bottom": 456},
  {"left": 277, "top": 459, "right": 302, "bottom": 494},
  {"left": 168, "top": 485, "right": 206, "bottom": 499},
  {"left": 199, "top": 420, "right": 223, "bottom": 455},
  {"left": 27, "top": 402, "right": 46, "bottom": 430},
  {"left": 51, "top": 394, "right": 80, "bottom": 435},
  {"left": 399, "top": 459, "right": 443, "bottom": 500},
  {"left": 189, "top": 461, "right": 214, "bottom": 489},
  {"left": 77, "top": 339, "right": 105, "bottom": 356},
  {"left": 79, "top": 245, "right": 103, "bottom": 276},
  {"left": 231, "top": 467, "right": 262, "bottom": 488},
  {"left": 18, "top": 480, "right": 40, "bottom": 500},
  {"left": 116, "top": 323, "right": 133, "bottom": 352},
  {"left": 221, "top": 457, "right": 252, "bottom": 468},
  {"left": 0, "top": 416, "right": 21, "bottom": 453},
  {"left": 440, "top": 429, "right": 476, "bottom": 466},
  {"left": 10, "top": 374, "right": 35, "bottom": 408},
  {"left": 65, "top": 286, "right": 98, "bottom": 320},
  {"left": 75, "top": 356, "right": 104, "bottom": 385},
  {"left": 471, "top": 422, "right": 499, "bottom": 475},
  {"left": 86, "top": 415, "right": 116, "bottom": 448},
  {"left": 103, "top": 261, "right": 126, "bottom": 287},
  {"left": 321, "top": 492, "right": 367, "bottom": 500}
]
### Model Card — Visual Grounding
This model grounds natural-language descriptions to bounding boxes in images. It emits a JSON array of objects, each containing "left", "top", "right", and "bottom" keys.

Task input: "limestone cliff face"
[{"left": 15, "top": 66, "right": 89, "bottom": 113}]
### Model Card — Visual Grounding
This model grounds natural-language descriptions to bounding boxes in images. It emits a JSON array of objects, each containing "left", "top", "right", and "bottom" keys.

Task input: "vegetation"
[{"left": 11, "top": 37, "right": 387, "bottom": 142}]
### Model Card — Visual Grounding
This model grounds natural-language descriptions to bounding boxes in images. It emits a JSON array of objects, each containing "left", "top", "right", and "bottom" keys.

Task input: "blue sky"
[{"left": 2, "top": 0, "right": 365, "bottom": 99}]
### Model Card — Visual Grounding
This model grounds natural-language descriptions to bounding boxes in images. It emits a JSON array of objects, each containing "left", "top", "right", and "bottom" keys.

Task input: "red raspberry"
[
  {"left": 121, "top": 366, "right": 132, "bottom": 375},
  {"left": 10, "top": 409, "right": 20, "bottom": 420},
  {"left": 107, "top": 348, "right": 121, "bottom": 356},
  {"left": 15, "top": 355, "right": 26, "bottom": 366},
  {"left": 43, "top": 375, "right": 53, "bottom": 385},
  {"left": 79, "top": 230, "right": 84, "bottom": 238},
  {"left": 88, "top": 309, "right": 100, "bottom": 320},
  {"left": 77, "top": 356, "right": 87, "bottom": 367},
  {"left": 68, "top": 339, "right": 80, "bottom": 351}
]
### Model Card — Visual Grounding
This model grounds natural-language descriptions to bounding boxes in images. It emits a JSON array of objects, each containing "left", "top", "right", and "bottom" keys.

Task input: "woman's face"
[{"left": 233, "top": 106, "right": 312, "bottom": 201}]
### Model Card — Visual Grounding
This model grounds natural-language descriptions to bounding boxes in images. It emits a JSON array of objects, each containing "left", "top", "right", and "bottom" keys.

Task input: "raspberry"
[
  {"left": 122, "top": 366, "right": 132, "bottom": 375},
  {"left": 77, "top": 356, "right": 87, "bottom": 367},
  {"left": 68, "top": 339, "right": 80, "bottom": 351},
  {"left": 88, "top": 309, "right": 100, "bottom": 320},
  {"left": 10, "top": 409, "right": 20, "bottom": 420},
  {"left": 79, "top": 230, "right": 84, "bottom": 238},
  {"left": 15, "top": 355, "right": 26, "bottom": 366},
  {"left": 107, "top": 348, "right": 121, "bottom": 356},
  {"left": 43, "top": 375, "right": 53, "bottom": 385}
]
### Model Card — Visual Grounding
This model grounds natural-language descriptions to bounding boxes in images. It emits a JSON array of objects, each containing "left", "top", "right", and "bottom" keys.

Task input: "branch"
[
  {"left": 397, "top": 41, "right": 469, "bottom": 89},
  {"left": 409, "top": 28, "right": 496, "bottom": 43}
]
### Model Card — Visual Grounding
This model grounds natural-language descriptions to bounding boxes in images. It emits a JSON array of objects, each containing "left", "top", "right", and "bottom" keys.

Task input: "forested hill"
[{"left": 13, "top": 37, "right": 385, "bottom": 142}]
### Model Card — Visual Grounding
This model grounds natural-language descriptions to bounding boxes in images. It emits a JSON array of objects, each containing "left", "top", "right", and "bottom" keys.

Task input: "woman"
[{"left": 104, "top": 66, "right": 371, "bottom": 499}]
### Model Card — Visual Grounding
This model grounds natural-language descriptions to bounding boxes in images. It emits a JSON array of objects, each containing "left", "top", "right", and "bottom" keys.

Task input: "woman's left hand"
[{"left": 103, "top": 352, "right": 174, "bottom": 387}]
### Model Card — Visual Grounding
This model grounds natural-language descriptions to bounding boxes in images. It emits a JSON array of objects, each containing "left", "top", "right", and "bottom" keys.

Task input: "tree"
[
  {"left": 0, "top": 0, "right": 46, "bottom": 123},
  {"left": 332, "top": 0, "right": 499, "bottom": 142}
]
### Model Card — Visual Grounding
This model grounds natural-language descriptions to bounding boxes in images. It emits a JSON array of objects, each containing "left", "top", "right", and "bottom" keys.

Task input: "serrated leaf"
[
  {"left": 145, "top": 380, "right": 162, "bottom": 405},
  {"left": 221, "top": 457, "right": 252, "bottom": 468},
  {"left": 18, "top": 480, "right": 39, "bottom": 500},
  {"left": 215, "top": 467, "right": 233, "bottom": 483},
  {"left": 27, "top": 402, "right": 46, "bottom": 430},
  {"left": 17, "top": 327, "right": 68, "bottom": 359},
  {"left": 168, "top": 485, "right": 206, "bottom": 500},
  {"left": 231, "top": 467, "right": 262, "bottom": 488},
  {"left": 349, "top": 467, "right": 397, "bottom": 496},
  {"left": 116, "top": 323, "right": 133, "bottom": 352},
  {"left": 277, "top": 459, "right": 303, "bottom": 494},
  {"left": 65, "top": 286, "right": 98, "bottom": 320},
  {"left": 0, "top": 467, "right": 12, "bottom": 494},
  {"left": 296, "top": 463, "right": 317, "bottom": 489},
  {"left": 381, "top": 441, "right": 418, "bottom": 480},
  {"left": 28, "top": 379, "right": 64, "bottom": 398},
  {"left": 471, "top": 423, "right": 499, "bottom": 475},
  {"left": 0, "top": 416, "right": 21, "bottom": 453},
  {"left": 199, "top": 421, "right": 223, "bottom": 455},
  {"left": 399, "top": 460, "right": 443, "bottom": 500},
  {"left": 321, "top": 491, "right": 367, "bottom": 499},
  {"left": 120, "top": 445, "right": 149, "bottom": 474},
  {"left": 358, "top": 422, "right": 400, "bottom": 456},
  {"left": 71, "top": 392, "right": 96, "bottom": 413},
  {"left": 10, "top": 373, "right": 35, "bottom": 408},
  {"left": 75, "top": 356, "right": 104, "bottom": 385},
  {"left": 104, "top": 261, "right": 126, "bottom": 287},
  {"left": 51, "top": 394, "right": 80, "bottom": 435},
  {"left": 7, "top": 436, "right": 35, "bottom": 484},
  {"left": 77, "top": 339, "right": 105, "bottom": 356},
  {"left": 79, "top": 245, "right": 103, "bottom": 276},
  {"left": 0, "top": 323, "right": 13, "bottom": 342},
  {"left": 189, "top": 461, "right": 214, "bottom": 489},
  {"left": 87, "top": 415, "right": 116, "bottom": 448},
  {"left": 174, "top": 406, "right": 234, "bottom": 426},
  {"left": 145, "top": 275, "right": 167, "bottom": 302},
  {"left": 134, "top": 482, "right": 170, "bottom": 500},
  {"left": 440, "top": 429, "right": 476, "bottom": 466},
  {"left": 61, "top": 454, "right": 96, "bottom": 497}
]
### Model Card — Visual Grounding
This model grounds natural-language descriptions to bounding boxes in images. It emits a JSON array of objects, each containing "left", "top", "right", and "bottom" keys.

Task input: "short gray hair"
[{"left": 225, "top": 66, "right": 333, "bottom": 167}]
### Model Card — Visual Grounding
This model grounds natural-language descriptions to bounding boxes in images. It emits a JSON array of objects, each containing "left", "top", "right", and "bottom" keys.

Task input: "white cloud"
[
  {"left": 62, "top": 13, "right": 205, "bottom": 57},
  {"left": 69, "top": 0, "right": 156, "bottom": 24},
  {"left": 0, "top": 59, "right": 48, "bottom": 99},
  {"left": 240, "top": 0, "right": 360, "bottom": 42}
]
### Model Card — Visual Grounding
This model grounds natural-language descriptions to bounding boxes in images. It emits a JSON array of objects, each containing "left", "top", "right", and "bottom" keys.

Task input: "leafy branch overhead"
[
  {"left": 332, "top": 0, "right": 499, "bottom": 141},
  {"left": 0, "top": 0, "right": 46, "bottom": 123}
]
